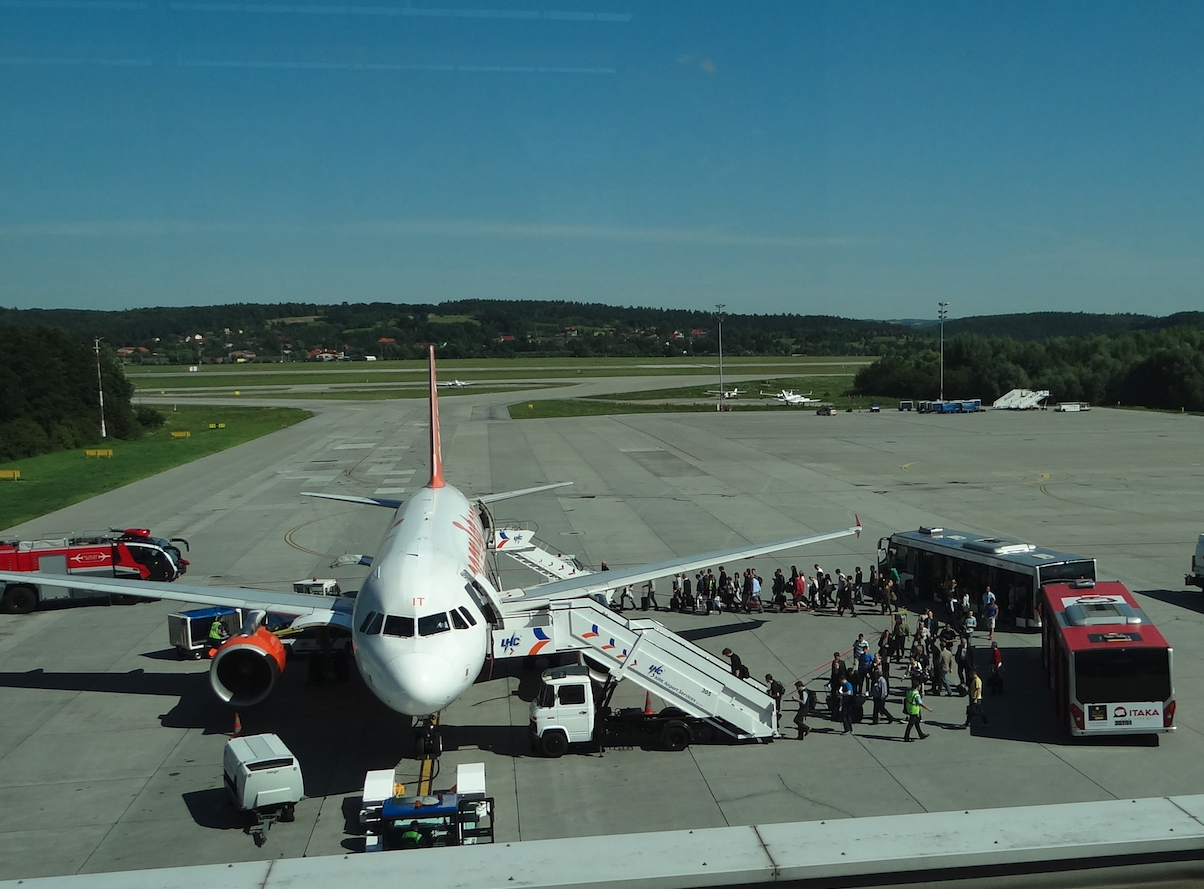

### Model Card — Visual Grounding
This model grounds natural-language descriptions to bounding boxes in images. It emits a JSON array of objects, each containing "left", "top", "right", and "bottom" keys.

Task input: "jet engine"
[{"left": 210, "top": 626, "right": 287, "bottom": 707}]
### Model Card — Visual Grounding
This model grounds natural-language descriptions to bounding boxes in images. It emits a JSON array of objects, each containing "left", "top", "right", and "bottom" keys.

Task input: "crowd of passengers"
[{"left": 615, "top": 564, "right": 907, "bottom": 617}]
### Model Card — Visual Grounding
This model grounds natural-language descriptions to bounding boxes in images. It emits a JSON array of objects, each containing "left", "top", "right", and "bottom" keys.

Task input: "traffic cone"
[
  {"left": 643, "top": 691, "right": 655, "bottom": 716},
  {"left": 232, "top": 711, "right": 243, "bottom": 737}
]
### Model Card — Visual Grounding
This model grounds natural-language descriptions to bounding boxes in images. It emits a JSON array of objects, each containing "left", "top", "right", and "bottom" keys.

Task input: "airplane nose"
[{"left": 384, "top": 652, "right": 463, "bottom": 715}]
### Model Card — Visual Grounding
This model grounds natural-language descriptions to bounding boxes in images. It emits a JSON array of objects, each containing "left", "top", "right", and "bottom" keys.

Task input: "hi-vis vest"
[{"left": 905, "top": 688, "right": 921, "bottom": 716}]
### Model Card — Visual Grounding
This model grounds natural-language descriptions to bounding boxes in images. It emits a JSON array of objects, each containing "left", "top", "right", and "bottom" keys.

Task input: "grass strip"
[{"left": 0, "top": 405, "right": 310, "bottom": 530}]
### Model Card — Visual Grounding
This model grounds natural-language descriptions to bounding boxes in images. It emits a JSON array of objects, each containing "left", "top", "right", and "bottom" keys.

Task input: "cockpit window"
[
  {"left": 383, "top": 615, "right": 415, "bottom": 638},
  {"left": 418, "top": 613, "right": 451, "bottom": 636},
  {"left": 458, "top": 607, "right": 477, "bottom": 627},
  {"left": 359, "top": 611, "right": 383, "bottom": 635},
  {"left": 450, "top": 610, "right": 468, "bottom": 630}
]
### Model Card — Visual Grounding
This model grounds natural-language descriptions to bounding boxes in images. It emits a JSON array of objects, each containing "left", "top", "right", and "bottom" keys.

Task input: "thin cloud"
[{"left": 0, "top": 218, "right": 864, "bottom": 248}]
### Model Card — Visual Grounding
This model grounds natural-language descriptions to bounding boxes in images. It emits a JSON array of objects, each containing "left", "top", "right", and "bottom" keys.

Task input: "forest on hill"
[
  {"left": 853, "top": 327, "right": 1204, "bottom": 411},
  {"left": 942, "top": 311, "right": 1204, "bottom": 341},
  {"left": 0, "top": 326, "right": 147, "bottom": 462}
]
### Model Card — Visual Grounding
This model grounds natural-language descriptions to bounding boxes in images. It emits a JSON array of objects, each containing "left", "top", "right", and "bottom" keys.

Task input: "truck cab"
[
  {"left": 530, "top": 665, "right": 596, "bottom": 756},
  {"left": 1188, "top": 534, "right": 1204, "bottom": 590}
]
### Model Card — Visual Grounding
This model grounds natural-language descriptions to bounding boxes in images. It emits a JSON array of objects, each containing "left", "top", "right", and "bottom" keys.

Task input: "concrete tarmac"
[{"left": 1, "top": 393, "right": 1202, "bottom": 879}]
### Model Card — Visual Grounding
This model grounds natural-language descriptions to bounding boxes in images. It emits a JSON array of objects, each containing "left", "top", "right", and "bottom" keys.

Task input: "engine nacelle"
[{"left": 210, "top": 627, "right": 287, "bottom": 707}]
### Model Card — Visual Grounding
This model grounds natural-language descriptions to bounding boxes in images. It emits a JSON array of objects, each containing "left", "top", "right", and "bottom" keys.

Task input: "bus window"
[
  {"left": 1040, "top": 561, "right": 1097, "bottom": 585},
  {"left": 1074, "top": 649, "right": 1171, "bottom": 704}
]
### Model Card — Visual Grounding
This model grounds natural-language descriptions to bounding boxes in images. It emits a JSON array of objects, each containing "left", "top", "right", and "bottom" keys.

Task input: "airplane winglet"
[
  {"left": 854, "top": 514, "right": 862, "bottom": 538},
  {"left": 427, "top": 344, "right": 446, "bottom": 489}
]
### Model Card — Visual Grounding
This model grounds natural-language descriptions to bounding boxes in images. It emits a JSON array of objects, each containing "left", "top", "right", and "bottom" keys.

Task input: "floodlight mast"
[
  {"left": 95, "top": 337, "right": 107, "bottom": 439},
  {"left": 715, "top": 303, "right": 726, "bottom": 411},
  {"left": 938, "top": 302, "right": 949, "bottom": 402}
]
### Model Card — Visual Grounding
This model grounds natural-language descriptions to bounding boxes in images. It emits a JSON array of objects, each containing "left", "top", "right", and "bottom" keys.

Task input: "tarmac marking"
[
  {"left": 613, "top": 419, "right": 702, "bottom": 461},
  {"left": 901, "top": 462, "right": 917, "bottom": 471}
]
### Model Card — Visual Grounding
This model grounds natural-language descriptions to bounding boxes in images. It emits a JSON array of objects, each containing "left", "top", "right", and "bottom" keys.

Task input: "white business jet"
[
  {"left": 761, "top": 388, "right": 819, "bottom": 406},
  {"left": 0, "top": 347, "right": 856, "bottom": 745}
]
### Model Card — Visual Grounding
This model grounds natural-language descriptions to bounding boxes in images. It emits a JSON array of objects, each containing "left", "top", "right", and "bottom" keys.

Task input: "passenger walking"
[
  {"left": 722, "top": 648, "right": 743, "bottom": 677},
  {"left": 935, "top": 642, "right": 956, "bottom": 697},
  {"left": 903, "top": 680, "right": 932, "bottom": 741},
  {"left": 870, "top": 668, "right": 898, "bottom": 724},
  {"left": 838, "top": 669, "right": 855, "bottom": 734},
  {"left": 790, "top": 681, "right": 812, "bottom": 739},
  {"left": 988, "top": 641, "right": 1004, "bottom": 694},
  {"left": 765, "top": 674, "right": 786, "bottom": 716},
  {"left": 964, "top": 666, "right": 989, "bottom": 728}
]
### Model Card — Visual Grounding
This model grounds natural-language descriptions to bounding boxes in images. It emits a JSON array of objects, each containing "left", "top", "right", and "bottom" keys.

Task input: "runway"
[{"left": 1, "top": 387, "right": 1202, "bottom": 879}]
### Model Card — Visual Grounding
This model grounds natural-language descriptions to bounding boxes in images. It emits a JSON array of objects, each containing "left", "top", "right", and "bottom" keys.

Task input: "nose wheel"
[{"left": 415, "top": 715, "right": 443, "bottom": 759}]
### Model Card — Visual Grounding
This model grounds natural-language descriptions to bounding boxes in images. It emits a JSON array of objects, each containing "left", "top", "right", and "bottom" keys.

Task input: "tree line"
[
  {"left": 0, "top": 326, "right": 149, "bottom": 462},
  {"left": 0, "top": 301, "right": 913, "bottom": 361},
  {"left": 853, "top": 327, "right": 1204, "bottom": 411}
]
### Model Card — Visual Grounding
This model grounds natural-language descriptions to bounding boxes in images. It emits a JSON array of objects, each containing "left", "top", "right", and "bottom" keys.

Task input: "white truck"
[
  {"left": 529, "top": 664, "right": 728, "bottom": 757},
  {"left": 1188, "top": 534, "right": 1204, "bottom": 590}
]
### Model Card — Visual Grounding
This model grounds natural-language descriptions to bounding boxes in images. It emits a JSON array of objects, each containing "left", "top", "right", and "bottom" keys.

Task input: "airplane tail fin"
[{"left": 426, "top": 344, "right": 445, "bottom": 489}]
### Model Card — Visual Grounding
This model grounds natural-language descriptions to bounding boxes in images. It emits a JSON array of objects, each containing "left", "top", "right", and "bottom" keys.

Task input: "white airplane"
[
  {"left": 0, "top": 347, "right": 856, "bottom": 751},
  {"left": 761, "top": 388, "right": 820, "bottom": 405},
  {"left": 705, "top": 387, "right": 743, "bottom": 399},
  {"left": 439, "top": 379, "right": 472, "bottom": 388}
]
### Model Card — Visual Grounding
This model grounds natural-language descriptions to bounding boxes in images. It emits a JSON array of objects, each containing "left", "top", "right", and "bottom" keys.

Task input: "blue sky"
[{"left": 1, "top": 1, "right": 1203, "bottom": 319}]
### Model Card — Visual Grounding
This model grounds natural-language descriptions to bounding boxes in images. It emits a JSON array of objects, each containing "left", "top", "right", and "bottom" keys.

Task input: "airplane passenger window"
[
  {"left": 360, "top": 612, "right": 384, "bottom": 635},
  {"left": 450, "top": 610, "right": 468, "bottom": 630},
  {"left": 418, "top": 613, "right": 451, "bottom": 636},
  {"left": 383, "top": 615, "right": 415, "bottom": 638},
  {"left": 458, "top": 607, "right": 478, "bottom": 627}
]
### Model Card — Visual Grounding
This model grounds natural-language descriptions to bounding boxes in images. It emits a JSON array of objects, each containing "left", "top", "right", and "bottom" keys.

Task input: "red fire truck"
[
  {"left": 1041, "top": 579, "right": 1175, "bottom": 737},
  {"left": 0, "top": 529, "right": 189, "bottom": 614}
]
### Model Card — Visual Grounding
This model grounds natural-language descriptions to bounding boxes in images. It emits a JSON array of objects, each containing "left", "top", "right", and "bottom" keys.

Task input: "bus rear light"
[
  {"left": 1070, "top": 704, "right": 1085, "bottom": 731},
  {"left": 1164, "top": 701, "right": 1176, "bottom": 727}
]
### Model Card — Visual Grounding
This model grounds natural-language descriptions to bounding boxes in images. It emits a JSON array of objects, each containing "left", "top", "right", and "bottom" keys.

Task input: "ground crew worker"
[
  {"left": 401, "top": 820, "right": 424, "bottom": 848},
  {"left": 903, "top": 679, "right": 932, "bottom": 741},
  {"left": 207, "top": 616, "right": 228, "bottom": 653}
]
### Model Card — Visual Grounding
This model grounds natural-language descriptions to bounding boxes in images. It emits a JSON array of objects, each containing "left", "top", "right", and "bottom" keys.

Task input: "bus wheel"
[
  {"left": 1, "top": 585, "right": 36, "bottom": 615},
  {"left": 539, "top": 730, "right": 569, "bottom": 758}
]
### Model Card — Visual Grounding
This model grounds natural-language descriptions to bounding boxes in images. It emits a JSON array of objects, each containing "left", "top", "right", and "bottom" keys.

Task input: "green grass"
[
  {"left": 124, "top": 356, "right": 875, "bottom": 389},
  {"left": 585, "top": 375, "right": 859, "bottom": 402},
  {"left": 251, "top": 384, "right": 568, "bottom": 400},
  {"left": 0, "top": 406, "right": 310, "bottom": 530}
]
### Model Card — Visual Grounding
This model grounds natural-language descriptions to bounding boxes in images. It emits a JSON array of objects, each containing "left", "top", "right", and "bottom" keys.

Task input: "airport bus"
[
  {"left": 1040, "top": 580, "right": 1175, "bottom": 737},
  {"left": 877, "top": 526, "right": 1096, "bottom": 629}
]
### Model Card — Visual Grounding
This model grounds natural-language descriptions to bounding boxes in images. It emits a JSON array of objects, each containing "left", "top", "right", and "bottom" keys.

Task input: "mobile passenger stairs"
[
  {"left": 992, "top": 388, "right": 1050, "bottom": 410},
  {"left": 493, "top": 595, "right": 779, "bottom": 743},
  {"left": 489, "top": 526, "right": 589, "bottom": 582}
]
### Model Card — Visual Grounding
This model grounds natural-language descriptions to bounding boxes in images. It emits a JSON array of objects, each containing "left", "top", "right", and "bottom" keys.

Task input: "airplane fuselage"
[{"left": 351, "top": 483, "right": 490, "bottom": 716}]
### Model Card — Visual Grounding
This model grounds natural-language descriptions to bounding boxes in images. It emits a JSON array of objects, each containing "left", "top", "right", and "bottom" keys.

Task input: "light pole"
[
  {"left": 715, "top": 303, "right": 726, "bottom": 411},
  {"left": 938, "top": 302, "right": 949, "bottom": 402},
  {"left": 94, "top": 337, "right": 107, "bottom": 439}
]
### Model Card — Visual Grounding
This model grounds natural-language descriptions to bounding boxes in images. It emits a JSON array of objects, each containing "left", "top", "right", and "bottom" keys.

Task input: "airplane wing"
[
  {"left": 476, "top": 481, "right": 573, "bottom": 504},
  {"left": 302, "top": 492, "right": 403, "bottom": 509},
  {"left": 0, "top": 571, "right": 356, "bottom": 626},
  {"left": 498, "top": 521, "right": 861, "bottom": 606}
]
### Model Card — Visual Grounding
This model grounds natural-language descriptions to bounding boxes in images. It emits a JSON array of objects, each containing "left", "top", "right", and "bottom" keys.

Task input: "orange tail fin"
[{"left": 427, "top": 344, "right": 445, "bottom": 488}]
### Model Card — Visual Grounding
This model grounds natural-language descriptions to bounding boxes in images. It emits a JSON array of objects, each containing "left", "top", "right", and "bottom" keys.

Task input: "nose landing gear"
[{"left": 416, "top": 715, "right": 443, "bottom": 759}]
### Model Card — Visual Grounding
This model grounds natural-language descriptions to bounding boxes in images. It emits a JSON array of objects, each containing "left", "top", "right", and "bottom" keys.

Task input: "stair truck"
[{"left": 531, "top": 664, "right": 733, "bottom": 757}]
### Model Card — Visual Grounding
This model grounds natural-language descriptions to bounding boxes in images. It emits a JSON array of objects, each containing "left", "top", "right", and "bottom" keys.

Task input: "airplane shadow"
[
  {"left": 1136, "top": 587, "right": 1204, "bottom": 616},
  {"left": 676, "top": 619, "right": 767, "bottom": 643}
]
